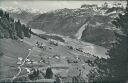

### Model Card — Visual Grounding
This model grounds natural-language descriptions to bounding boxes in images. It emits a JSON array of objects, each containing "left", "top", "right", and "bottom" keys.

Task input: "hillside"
[
  {"left": 28, "top": 5, "right": 124, "bottom": 48},
  {"left": 0, "top": 38, "right": 32, "bottom": 80},
  {"left": 0, "top": 34, "right": 107, "bottom": 82},
  {"left": 0, "top": 9, "right": 32, "bottom": 81}
]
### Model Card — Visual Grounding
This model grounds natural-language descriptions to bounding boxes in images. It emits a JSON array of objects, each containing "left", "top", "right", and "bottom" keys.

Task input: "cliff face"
[{"left": 27, "top": 6, "right": 124, "bottom": 48}]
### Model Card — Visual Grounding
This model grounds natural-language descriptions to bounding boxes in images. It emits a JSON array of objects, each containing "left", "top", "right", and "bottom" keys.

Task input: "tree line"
[{"left": 0, "top": 9, "right": 31, "bottom": 39}]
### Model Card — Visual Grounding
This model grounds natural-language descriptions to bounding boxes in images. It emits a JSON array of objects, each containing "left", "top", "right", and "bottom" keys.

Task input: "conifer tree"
[
  {"left": 0, "top": 9, "right": 3, "bottom": 17},
  {"left": 45, "top": 67, "right": 53, "bottom": 79}
]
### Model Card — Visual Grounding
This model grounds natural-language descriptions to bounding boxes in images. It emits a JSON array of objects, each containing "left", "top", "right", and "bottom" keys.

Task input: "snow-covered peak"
[{"left": 0, "top": 7, "right": 44, "bottom": 14}]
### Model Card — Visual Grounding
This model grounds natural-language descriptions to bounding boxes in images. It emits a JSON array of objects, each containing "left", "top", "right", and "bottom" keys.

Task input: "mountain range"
[
  {"left": 2, "top": 3, "right": 124, "bottom": 48},
  {"left": 27, "top": 5, "right": 124, "bottom": 48}
]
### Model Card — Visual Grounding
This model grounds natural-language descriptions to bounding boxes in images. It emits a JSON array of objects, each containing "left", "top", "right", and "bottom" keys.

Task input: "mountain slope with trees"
[
  {"left": 0, "top": 9, "right": 32, "bottom": 70},
  {"left": 0, "top": 9, "right": 31, "bottom": 39},
  {"left": 87, "top": 1, "right": 128, "bottom": 83}
]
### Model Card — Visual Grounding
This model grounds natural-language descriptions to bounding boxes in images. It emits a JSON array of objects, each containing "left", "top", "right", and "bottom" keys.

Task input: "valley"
[
  {"left": 27, "top": 4, "right": 123, "bottom": 48},
  {"left": 0, "top": 0, "right": 126, "bottom": 82}
]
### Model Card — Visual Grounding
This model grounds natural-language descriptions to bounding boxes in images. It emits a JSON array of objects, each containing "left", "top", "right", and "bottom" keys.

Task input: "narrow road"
[{"left": 12, "top": 47, "right": 34, "bottom": 81}]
